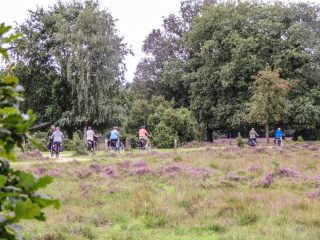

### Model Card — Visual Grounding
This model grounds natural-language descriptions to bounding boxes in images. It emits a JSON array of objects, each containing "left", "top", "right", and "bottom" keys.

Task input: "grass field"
[{"left": 15, "top": 141, "right": 320, "bottom": 240}]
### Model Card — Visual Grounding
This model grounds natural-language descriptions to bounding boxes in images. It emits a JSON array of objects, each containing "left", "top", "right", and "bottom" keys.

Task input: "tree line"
[{"left": 11, "top": 0, "right": 320, "bottom": 144}]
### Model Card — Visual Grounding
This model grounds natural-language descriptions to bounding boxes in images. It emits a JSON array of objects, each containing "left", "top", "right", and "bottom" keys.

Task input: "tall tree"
[
  {"left": 132, "top": 0, "right": 207, "bottom": 107},
  {"left": 184, "top": 1, "right": 320, "bottom": 139},
  {"left": 246, "top": 69, "right": 292, "bottom": 142},
  {"left": 13, "top": 0, "right": 130, "bottom": 134}
]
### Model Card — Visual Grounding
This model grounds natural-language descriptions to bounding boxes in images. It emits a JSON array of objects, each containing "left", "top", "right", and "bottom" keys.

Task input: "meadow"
[{"left": 15, "top": 140, "right": 320, "bottom": 240}]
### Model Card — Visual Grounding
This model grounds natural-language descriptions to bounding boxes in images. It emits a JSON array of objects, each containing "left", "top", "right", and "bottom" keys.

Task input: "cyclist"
[
  {"left": 86, "top": 126, "right": 97, "bottom": 151},
  {"left": 47, "top": 125, "right": 55, "bottom": 150},
  {"left": 138, "top": 126, "right": 150, "bottom": 148},
  {"left": 249, "top": 128, "right": 259, "bottom": 146},
  {"left": 51, "top": 127, "right": 64, "bottom": 157},
  {"left": 274, "top": 127, "right": 284, "bottom": 147},
  {"left": 110, "top": 126, "right": 121, "bottom": 149}
]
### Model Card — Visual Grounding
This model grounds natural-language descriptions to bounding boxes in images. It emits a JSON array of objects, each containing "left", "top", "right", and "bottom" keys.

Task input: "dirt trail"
[{"left": 12, "top": 145, "right": 276, "bottom": 166}]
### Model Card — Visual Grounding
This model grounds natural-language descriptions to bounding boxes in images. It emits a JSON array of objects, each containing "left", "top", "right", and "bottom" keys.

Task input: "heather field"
[{"left": 15, "top": 140, "right": 320, "bottom": 240}]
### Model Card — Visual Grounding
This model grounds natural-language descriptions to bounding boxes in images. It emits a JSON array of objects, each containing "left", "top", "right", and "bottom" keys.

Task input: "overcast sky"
[{"left": 1, "top": 0, "right": 181, "bottom": 82}]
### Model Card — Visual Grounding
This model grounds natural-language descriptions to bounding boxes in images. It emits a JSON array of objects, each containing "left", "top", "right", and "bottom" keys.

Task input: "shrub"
[
  {"left": 152, "top": 123, "right": 177, "bottom": 148},
  {"left": 293, "top": 129, "right": 320, "bottom": 141},
  {"left": 71, "top": 133, "right": 87, "bottom": 155},
  {"left": 236, "top": 133, "right": 244, "bottom": 148},
  {"left": 148, "top": 104, "right": 196, "bottom": 146},
  {"left": 297, "top": 135, "right": 304, "bottom": 142},
  {"left": 25, "top": 131, "right": 48, "bottom": 151}
]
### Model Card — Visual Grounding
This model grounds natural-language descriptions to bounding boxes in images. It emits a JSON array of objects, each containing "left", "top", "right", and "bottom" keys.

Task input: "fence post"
[
  {"left": 174, "top": 139, "right": 177, "bottom": 150},
  {"left": 126, "top": 138, "right": 132, "bottom": 151}
]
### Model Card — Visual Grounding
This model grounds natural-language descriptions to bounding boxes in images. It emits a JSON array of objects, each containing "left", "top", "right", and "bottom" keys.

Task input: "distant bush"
[
  {"left": 148, "top": 105, "right": 196, "bottom": 148},
  {"left": 71, "top": 133, "right": 87, "bottom": 155},
  {"left": 62, "top": 138, "right": 73, "bottom": 151},
  {"left": 297, "top": 136, "right": 304, "bottom": 142},
  {"left": 26, "top": 131, "right": 48, "bottom": 151},
  {"left": 237, "top": 133, "right": 245, "bottom": 148},
  {"left": 293, "top": 129, "right": 320, "bottom": 141},
  {"left": 152, "top": 123, "right": 177, "bottom": 148}
]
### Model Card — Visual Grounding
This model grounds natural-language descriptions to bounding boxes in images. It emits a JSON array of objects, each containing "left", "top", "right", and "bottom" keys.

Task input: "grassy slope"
[{"left": 16, "top": 142, "right": 320, "bottom": 240}]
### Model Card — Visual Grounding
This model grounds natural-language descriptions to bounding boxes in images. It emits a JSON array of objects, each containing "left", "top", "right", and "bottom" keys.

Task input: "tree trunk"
[
  {"left": 265, "top": 124, "right": 269, "bottom": 143},
  {"left": 67, "top": 129, "right": 73, "bottom": 140},
  {"left": 206, "top": 125, "right": 213, "bottom": 142},
  {"left": 83, "top": 126, "right": 87, "bottom": 143}
]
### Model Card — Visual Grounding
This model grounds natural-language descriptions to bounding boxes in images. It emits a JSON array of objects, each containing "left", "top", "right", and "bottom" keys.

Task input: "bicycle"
[
  {"left": 109, "top": 139, "right": 125, "bottom": 153},
  {"left": 275, "top": 138, "right": 283, "bottom": 147},
  {"left": 137, "top": 139, "right": 151, "bottom": 152},
  {"left": 247, "top": 138, "right": 257, "bottom": 147},
  {"left": 51, "top": 142, "right": 61, "bottom": 158},
  {"left": 87, "top": 140, "right": 94, "bottom": 152}
]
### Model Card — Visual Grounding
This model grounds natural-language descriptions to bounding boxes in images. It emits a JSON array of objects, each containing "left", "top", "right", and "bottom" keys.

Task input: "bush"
[
  {"left": 237, "top": 133, "right": 244, "bottom": 148},
  {"left": 293, "top": 128, "right": 320, "bottom": 141},
  {"left": 62, "top": 138, "right": 73, "bottom": 151},
  {"left": 71, "top": 133, "right": 87, "bottom": 154},
  {"left": 147, "top": 104, "right": 196, "bottom": 148},
  {"left": 297, "top": 136, "right": 304, "bottom": 142},
  {"left": 152, "top": 123, "right": 177, "bottom": 148},
  {"left": 26, "top": 131, "right": 48, "bottom": 151}
]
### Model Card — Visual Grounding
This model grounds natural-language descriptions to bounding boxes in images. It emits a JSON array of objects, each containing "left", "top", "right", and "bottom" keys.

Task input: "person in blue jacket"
[{"left": 274, "top": 127, "right": 284, "bottom": 146}]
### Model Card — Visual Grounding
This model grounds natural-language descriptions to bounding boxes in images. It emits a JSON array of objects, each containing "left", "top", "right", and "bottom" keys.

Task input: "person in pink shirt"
[{"left": 138, "top": 126, "right": 150, "bottom": 147}]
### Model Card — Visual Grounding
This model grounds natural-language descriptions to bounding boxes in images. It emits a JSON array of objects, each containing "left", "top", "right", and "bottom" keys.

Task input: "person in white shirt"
[
  {"left": 51, "top": 127, "right": 64, "bottom": 143},
  {"left": 50, "top": 127, "right": 64, "bottom": 157},
  {"left": 86, "top": 126, "right": 97, "bottom": 151}
]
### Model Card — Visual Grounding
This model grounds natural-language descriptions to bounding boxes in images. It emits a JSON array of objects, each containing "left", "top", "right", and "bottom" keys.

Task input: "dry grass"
[{"left": 16, "top": 141, "right": 320, "bottom": 239}]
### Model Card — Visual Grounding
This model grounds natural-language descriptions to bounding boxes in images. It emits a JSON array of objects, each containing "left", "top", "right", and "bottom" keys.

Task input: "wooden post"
[
  {"left": 174, "top": 139, "right": 177, "bottom": 149},
  {"left": 126, "top": 138, "right": 132, "bottom": 151}
]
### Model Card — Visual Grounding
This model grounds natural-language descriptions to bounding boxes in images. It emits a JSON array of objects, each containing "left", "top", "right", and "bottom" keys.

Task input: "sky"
[{"left": 1, "top": 0, "right": 181, "bottom": 82}]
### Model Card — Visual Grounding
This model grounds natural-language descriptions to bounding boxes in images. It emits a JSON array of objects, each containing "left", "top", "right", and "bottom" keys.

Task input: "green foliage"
[
  {"left": 66, "top": 133, "right": 86, "bottom": 154},
  {"left": 125, "top": 99, "right": 154, "bottom": 134},
  {"left": 25, "top": 132, "right": 48, "bottom": 152},
  {"left": 297, "top": 136, "right": 304, "bottom": 142},
  {"left": 152, "top": 123, "right": 177, "bottom": 148},
  {"left": 133, "top": 1, "right": 320, "bottom": 137},
  {"left": 126, "top": 96, "right": 196, "bottom": 148},
  {"left": 148, "top": 103, "right": 196, "bottom": 147},
  {"left": 288, "top": 88, "right": 320, "bottom": 140},
  {"left": 0, "top": 23, "right": 59, "bottom": 240},
  {"left": 186, "top": 1, "right": 319, "bottom": 133},
  {"left": 247, "top": 69, "right": 292, "bottom": 129},
  {"left": 13, "top": 0, "right": 130, "bottom": 130},
  {"left": 236, "top": 133, "right": 244, "bottom": 148},
  {"left": 272, "top": 161, "right": 280, "bottom": 172}
]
